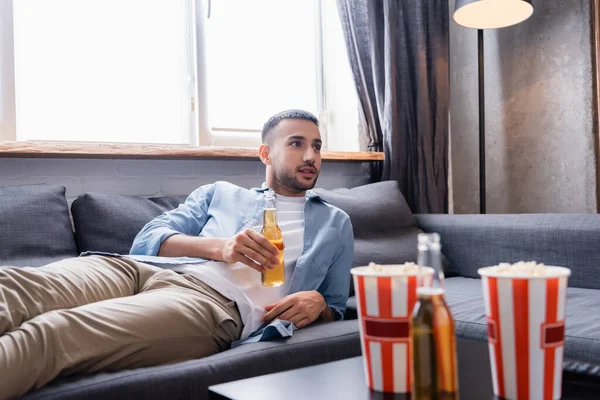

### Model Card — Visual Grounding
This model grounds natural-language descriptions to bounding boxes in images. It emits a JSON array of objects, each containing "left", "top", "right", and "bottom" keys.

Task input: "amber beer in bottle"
[
  {"left": 261, "top": 190, "right": 284, "bottom": 287},
  {"left": 412, "top": 233, "right": 459, "bottom": 400}
]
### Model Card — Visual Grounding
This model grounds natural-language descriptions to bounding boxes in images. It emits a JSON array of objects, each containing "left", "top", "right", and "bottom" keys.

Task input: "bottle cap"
[
  {"left": 418, "top": 233, "right": 441, "bottom": 250},
  {"left": 264, "top": 188, "right": 275, "bottom": 199}
]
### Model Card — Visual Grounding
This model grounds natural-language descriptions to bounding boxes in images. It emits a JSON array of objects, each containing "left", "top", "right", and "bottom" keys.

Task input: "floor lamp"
[{"left": 453, "top": 0, "right": 534, "bottom": 214}]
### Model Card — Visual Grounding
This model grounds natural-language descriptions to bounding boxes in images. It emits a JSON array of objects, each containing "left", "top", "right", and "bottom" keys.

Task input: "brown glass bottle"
[
  {"left": 261, "top": 190, "right": 284, "bottom": 287},
  {"left": 412, "top": 233, "right": 459, "bottom": 400}
]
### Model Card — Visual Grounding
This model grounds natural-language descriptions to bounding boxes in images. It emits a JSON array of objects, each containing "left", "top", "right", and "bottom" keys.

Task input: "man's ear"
[{"left": 258, "top": 144, "right": 271, "bottom": 165}]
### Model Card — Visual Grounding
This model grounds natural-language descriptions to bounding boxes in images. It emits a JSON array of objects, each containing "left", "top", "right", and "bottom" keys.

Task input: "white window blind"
[
  {"left": 203, "top": 0, "right": 360, "bottom": 151},
  {"left": 13, "top": 0, "right": 195, "bottom": 144},
  {"left": 205, "top": 0, "right": 320, "bottom": 133}
]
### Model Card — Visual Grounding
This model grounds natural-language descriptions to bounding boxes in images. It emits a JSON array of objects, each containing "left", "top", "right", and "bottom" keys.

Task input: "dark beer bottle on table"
[
  {"left": 261, "top": 190, "right": 285, "bottom": 287},
  {"left": 412, "top": 233, "right": 459, "bottom": 400}
]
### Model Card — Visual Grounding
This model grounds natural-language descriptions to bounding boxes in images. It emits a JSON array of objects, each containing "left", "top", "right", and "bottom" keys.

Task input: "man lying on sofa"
[{"left": 0, "top": 109, "right": 354, "bottom": 399}]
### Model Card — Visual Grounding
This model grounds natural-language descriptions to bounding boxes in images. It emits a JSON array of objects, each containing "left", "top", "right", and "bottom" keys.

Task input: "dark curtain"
[{"left": 336, "top": 0, "right": 449, "bottom": 214}]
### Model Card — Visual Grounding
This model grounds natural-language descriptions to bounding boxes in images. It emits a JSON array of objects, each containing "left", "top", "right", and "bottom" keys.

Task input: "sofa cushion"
[
  {"left": 313, "top": 180, "right": 457, "bottom": 290},
  {"left": 0, "top": 184, "right": 78, "bottom": 267},
  {"left": 71, "top": 193, "right": 186, "bottom": 255},
  {"left": 22, "top": 320, "right": 361, "bottom": 400},
  {"left": 444, "top": 277, "right": 600, "bottom": 365}
]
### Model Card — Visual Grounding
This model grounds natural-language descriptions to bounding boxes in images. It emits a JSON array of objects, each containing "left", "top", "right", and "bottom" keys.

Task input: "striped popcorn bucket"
[
  {"left": 351, "top": 265, "right": 434, "bottom": 393},
  {"left": 478, "top": 266, "right": 571, "bottom": 400}
]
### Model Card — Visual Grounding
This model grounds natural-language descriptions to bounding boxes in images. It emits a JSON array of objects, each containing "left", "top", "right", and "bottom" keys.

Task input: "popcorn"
[
  {"left": 364, "top": 262, "right": 421, "bottom": 275},
  {"left": 493, "top": 261, "right": 548, "bottom": 276},
  {"left": 479, "top": 261, "right": 570, "bottom": 277},
  {"left": 478, "top": 261, "right": 571, "bottom": 279}
]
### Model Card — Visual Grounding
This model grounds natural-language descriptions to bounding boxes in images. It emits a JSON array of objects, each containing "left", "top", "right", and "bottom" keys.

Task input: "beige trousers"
[{"left": 0, "top": 255, "right": 242, "bottom": 400}]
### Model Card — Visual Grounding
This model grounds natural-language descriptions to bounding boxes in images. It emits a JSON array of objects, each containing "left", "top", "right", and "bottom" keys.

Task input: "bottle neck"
[
  {"left": 263, "top": 189, "right": 278, "bottom": 227},
  {"left": 263, "top": 208, "right": 278, "bottom": 226},
  {"left": 417, "top": 239, "right": 445, "bottom": 291}
]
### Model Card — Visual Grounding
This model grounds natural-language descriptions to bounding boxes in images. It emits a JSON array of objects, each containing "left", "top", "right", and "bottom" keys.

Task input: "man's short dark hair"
[{"left": 261, "top": 109, "right": 319, "bottom": 144}]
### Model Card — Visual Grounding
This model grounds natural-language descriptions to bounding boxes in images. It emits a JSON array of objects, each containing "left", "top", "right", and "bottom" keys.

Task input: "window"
[
  {"left": 1, "top": 0, "right": 360, "bottom": 151},
  {"left": 206, "top": 1, "right": 319, "bottom": 137},
  {"left": 201, "top": 0, "right": 360, "bottom": 151},
  {"left": 11, "top": 0, "right": 196, "bottom": 144}
]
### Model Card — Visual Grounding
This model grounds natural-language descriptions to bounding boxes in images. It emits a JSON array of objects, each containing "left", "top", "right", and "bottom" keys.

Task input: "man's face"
[{"left": 265, "top": 119, "right": 322, "bottom": 194}]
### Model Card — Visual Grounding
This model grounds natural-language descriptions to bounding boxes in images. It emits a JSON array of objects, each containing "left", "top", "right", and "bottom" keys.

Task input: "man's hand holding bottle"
[{"left": 219, "top": 228, "right": 281, "bottom": 273}]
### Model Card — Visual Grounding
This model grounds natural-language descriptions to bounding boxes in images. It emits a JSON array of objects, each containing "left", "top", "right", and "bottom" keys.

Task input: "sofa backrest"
[
  {"left": 71, "top": 193, "right": 187, "bottom": 255},
  {"left": 416, "top": 213, "right": 600, "bottom": 290},
  {"left": 0, "top": 184, "right": 78, "bottom": 267},
  {"left": 71, "top": 182, "right": 456, "bottom": 280}
]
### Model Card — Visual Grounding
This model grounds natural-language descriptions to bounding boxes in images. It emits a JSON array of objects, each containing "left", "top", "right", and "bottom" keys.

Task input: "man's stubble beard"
[{"left": 272, "top": 164, "right": 320, "bottom": 192}]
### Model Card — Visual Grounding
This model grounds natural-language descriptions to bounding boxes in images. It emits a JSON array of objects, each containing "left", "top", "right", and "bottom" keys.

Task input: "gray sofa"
[{"left": 1, "top": 182, "right": 598, "bottom": 399}]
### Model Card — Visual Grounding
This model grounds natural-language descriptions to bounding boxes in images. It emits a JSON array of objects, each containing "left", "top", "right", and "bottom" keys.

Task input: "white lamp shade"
[{"left": 454, "top": 0, "right": 534, "bottom": 29}]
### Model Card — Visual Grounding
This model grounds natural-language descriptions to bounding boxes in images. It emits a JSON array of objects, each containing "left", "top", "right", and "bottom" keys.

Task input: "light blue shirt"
[{"left": 129, "top": 181, "right": 354, "bottom": 321}]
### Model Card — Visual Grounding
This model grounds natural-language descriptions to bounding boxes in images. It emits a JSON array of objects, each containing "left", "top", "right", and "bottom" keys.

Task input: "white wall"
[{"left": 0, "top": 158, "right": 371, "bottom": 203}]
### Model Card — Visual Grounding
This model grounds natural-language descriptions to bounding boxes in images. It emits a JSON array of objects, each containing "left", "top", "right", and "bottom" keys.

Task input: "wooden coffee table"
[{"left": 209, "top": 338, "right": 600, "bottom": 400}]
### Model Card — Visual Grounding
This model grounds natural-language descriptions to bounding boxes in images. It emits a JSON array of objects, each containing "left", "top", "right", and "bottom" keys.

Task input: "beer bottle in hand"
[
  {"left": 412, "top": 233, "right": 459, "bottom": 400},
  {"left": 261, "top": 190, "right": 284, "bottom": 287}
]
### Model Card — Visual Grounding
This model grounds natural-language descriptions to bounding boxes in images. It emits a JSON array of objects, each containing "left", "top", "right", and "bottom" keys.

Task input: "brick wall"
[{"left": 0, "top": 158, "right": 371, "bottom": 203}]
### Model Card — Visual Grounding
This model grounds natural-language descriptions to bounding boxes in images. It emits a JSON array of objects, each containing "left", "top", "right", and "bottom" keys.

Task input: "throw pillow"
[
  {"left": 0, "top": 184, "right": 78, "bottom": 267},
  {"left": 71, "top": 193, "right": 187, "bottom": 255},
  {"left": 313, "top": 180, "right": 457, "bottom": 293}
]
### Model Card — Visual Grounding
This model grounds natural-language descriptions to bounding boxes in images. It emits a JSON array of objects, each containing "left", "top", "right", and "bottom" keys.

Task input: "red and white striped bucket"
[
  {"left": 351, "top": 266, "right": 434, "bottom": 393},
  {"left": 478, "top": 266, "right": 571, "bottom": 400}
]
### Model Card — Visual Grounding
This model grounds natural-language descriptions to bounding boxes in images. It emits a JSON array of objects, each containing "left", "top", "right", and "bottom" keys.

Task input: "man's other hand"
[
  {"left": 220, "top": 228, "right": 280, "bottom": 273},
  {"left": 262, "top": 291, "right": 327, "bottom": 328}
]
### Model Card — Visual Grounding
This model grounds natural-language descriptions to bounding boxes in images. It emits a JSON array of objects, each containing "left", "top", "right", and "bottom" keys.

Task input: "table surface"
[{"left": 209, "top": 339, "right": 600, "bottom": 400}]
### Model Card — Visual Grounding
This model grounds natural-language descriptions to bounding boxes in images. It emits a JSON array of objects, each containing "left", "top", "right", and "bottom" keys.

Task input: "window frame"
[{"left": 0, "top": 0, "right": 16, "bottom": 142}]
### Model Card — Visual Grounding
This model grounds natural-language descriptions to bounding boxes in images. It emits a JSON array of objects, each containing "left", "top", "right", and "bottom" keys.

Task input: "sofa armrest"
[{"left": 415, "top": 214, "right": 600, "bottom": 290}]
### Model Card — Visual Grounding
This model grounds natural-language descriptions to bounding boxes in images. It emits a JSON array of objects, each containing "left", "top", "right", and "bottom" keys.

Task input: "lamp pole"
[
  {"left": 478, "top": 29, "right": 486, "bottom": 214},
  {"left": 453, "top": 0, "right": 533, "bottom": 215}
]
